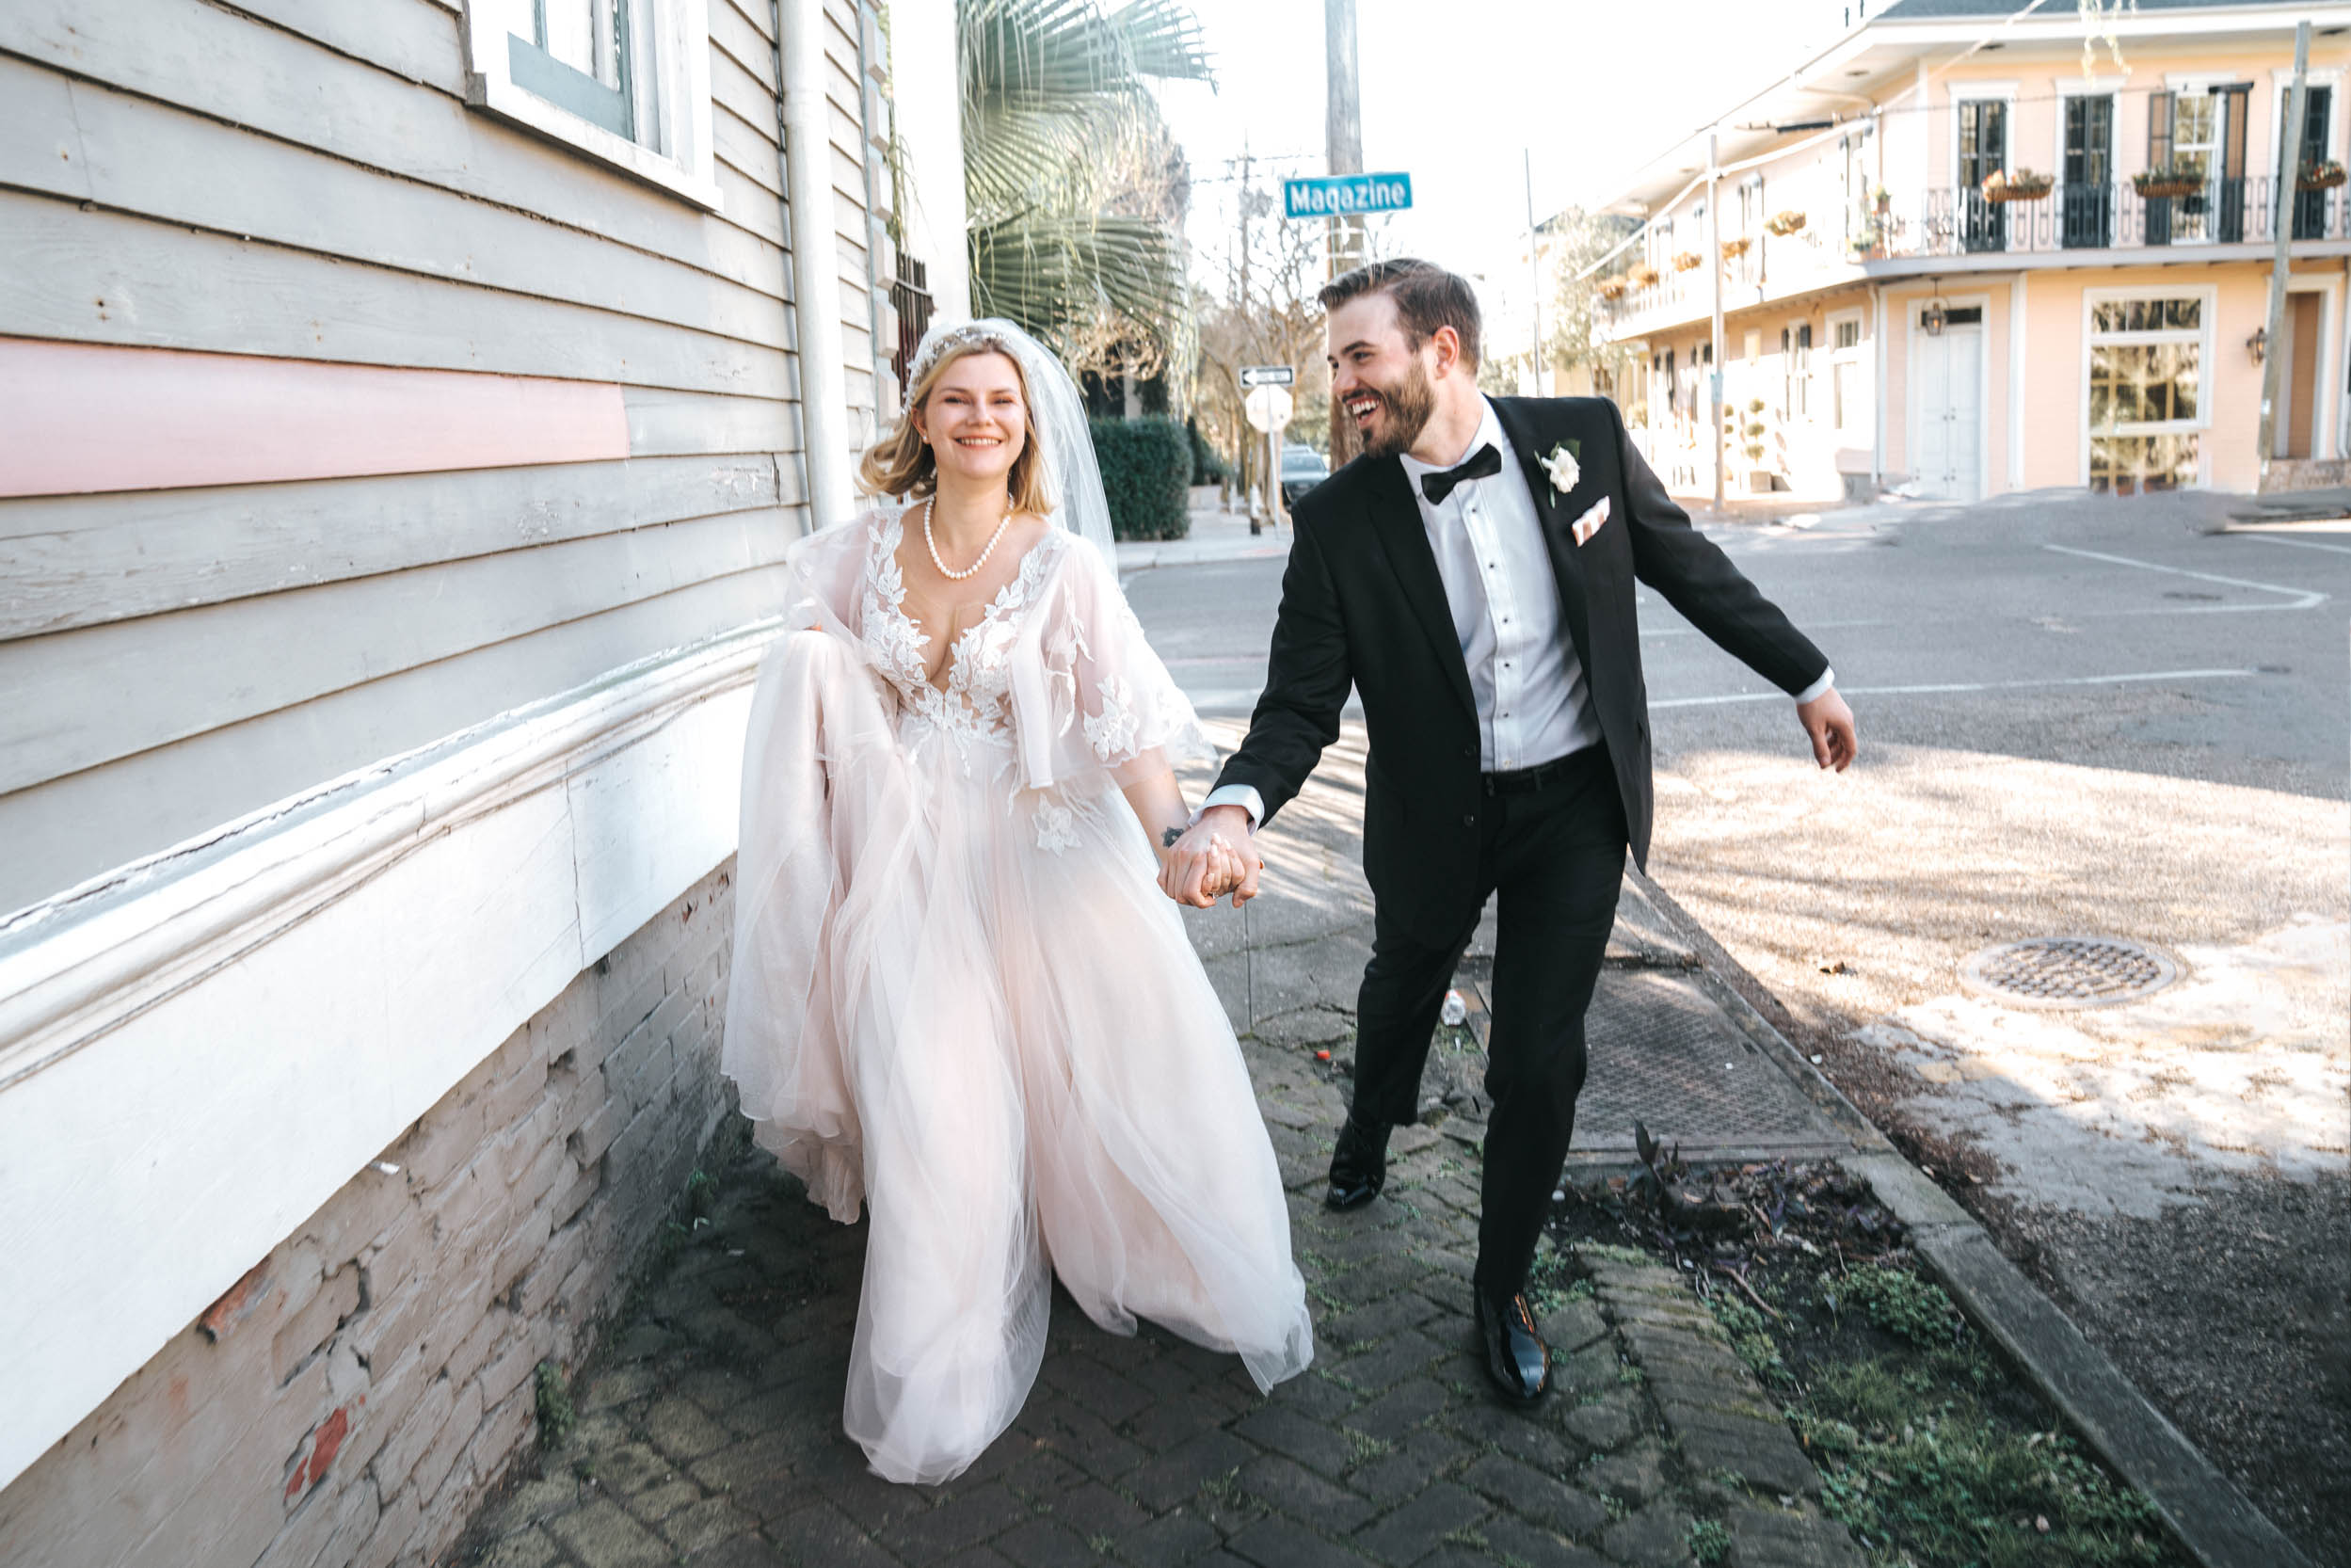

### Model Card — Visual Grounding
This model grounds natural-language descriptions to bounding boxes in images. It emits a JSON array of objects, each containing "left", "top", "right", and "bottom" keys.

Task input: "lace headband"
[{"left": 907, "top": 321, "right": 1021, "bottom": 388}]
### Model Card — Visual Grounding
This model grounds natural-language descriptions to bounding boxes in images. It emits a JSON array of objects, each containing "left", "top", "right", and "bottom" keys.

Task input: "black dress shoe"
[
  {"left": 1475, "top": 1288, "right": 1551, "bottom": 1403},
  {"left": 1324, "top": 1116, "right": 1389, "bottom": 1210}
]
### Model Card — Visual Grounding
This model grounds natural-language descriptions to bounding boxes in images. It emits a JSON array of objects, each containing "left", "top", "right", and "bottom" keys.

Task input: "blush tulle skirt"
[{"left": 722, "top": 632, "right": 1314, "bottom": 1484}]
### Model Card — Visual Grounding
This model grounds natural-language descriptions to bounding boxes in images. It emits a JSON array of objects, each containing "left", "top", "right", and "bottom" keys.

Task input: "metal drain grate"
[{"left": 1960, "top": 936, "right": 2179, "bottom": 1008}]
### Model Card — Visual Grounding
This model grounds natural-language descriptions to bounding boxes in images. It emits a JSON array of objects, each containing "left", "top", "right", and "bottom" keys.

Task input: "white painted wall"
[
  {"left": 0, "top": 624, "right": 776, "bottom": 1494},
  {"left": 888, "top": 0, "right": 971, "bottom": 321}
]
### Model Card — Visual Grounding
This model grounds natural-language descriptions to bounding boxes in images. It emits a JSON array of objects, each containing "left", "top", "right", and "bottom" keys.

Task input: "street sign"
[
  {"left": 1243, "top": 384, "right": 1293, "bottom": 433},
  {"left": 1239, "top": 364, "right": 1295, "bottom": 389},
  {"left": 1283, "top": 172, "right": 1414, "bottom": 220}
]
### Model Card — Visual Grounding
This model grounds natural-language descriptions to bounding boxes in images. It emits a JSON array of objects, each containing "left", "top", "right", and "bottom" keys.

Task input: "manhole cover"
[{"left": 1960, "top": 936, "right": 2179, "bottom": 1008}]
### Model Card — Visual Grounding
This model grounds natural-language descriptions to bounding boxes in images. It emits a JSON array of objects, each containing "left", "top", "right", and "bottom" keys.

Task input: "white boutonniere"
[{"left": 1539, "top": 439, "right": 1582, "bottom": 497}]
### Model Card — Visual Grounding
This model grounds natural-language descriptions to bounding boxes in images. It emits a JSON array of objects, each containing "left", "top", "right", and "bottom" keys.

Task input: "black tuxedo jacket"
[{"left": 1213, "top": 395, "right": 1828, "bottom": 946}]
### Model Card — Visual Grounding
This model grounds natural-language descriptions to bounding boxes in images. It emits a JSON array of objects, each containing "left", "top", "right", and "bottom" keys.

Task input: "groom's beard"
[{"left": 1352, "top": 360, "right": 1437, "bottom": 459}]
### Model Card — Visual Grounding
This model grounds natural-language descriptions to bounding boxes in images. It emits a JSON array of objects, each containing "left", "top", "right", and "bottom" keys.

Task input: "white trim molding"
[
  {"left": 1902, "top": 288, "right": 1994, "bottom": 502},
  {"left": 2009, "top": 274, "right": 2028, "bottom": 491},
  {"left": 458, "top": 0, "right": 723, "bottom": 211},
  {"left": 2076, "top": 283, "right": 2220, "bottom": 489},
  {"left": 0, "top": 621, "right": 778, "bottom": 1493}
]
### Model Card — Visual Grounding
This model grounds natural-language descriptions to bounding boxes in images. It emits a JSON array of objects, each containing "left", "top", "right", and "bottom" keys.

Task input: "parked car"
[{"left": 1280, "top": 444, "right": 1330, "bottom": 509}]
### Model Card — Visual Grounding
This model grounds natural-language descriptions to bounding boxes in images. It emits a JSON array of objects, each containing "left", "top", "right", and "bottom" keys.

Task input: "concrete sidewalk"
[
  {"left": 453, "top": 723, "right": 1871, "bottom": 1568},
  {"left": 1115, "top": 490, "right": 1294, "bottom": 575}
]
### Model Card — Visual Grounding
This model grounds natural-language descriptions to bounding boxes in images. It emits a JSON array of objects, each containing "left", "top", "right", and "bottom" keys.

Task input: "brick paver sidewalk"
[{"left": 457, "top": 1038, "right": 1863, "bottom": 1568}]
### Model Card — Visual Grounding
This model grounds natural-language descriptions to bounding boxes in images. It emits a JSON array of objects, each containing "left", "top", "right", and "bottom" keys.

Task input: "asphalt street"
[{"left": 1127, "top": 487, "right": 2347, "bottom": 795}]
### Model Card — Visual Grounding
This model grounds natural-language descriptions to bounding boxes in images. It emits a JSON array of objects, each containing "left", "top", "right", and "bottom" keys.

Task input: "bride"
[{"left": 721, "top": 319, "right": 1315, "bottom": 1484}]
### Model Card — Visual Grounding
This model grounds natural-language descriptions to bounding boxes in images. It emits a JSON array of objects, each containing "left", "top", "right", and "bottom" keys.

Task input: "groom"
[{"left": 1163, "top": 259, "right": 1856, "bottom": 1403}]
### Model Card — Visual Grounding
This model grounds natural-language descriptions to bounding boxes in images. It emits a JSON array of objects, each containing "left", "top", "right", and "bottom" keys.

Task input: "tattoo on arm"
[{"left": 1163, "top": 826, "right": 1183, "bottom": 847}]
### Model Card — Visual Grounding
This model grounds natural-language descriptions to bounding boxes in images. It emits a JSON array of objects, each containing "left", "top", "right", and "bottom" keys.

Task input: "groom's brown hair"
[{"left": 1319, "top": 259, "right": 1482, "bottom": 369}]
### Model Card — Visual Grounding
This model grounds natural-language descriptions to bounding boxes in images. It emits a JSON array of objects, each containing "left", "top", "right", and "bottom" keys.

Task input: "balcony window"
[
  {"left": 2148, "top": 85, "right": 2249, "bottom": 245},
  {"left": 1956, "top": 98, "right": 2007, "bottom": 252},
  {"left": 2087, "top": 295, "right": 2207, "bottom": 492},
  {"left": 2282, "top": 85, "right": 2336, "bottom": 240},
  {"left": 2062, "top": 94, "right": 2115, "bottom": 248}
]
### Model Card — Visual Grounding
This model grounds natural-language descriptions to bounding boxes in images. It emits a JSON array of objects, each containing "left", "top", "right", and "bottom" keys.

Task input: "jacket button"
[
  {"left": 1462, "top": 813, "right": 1477, "bottom": 827},
  {"left": 1461, "top": 746, "right": 1474, "bottom": 760}
]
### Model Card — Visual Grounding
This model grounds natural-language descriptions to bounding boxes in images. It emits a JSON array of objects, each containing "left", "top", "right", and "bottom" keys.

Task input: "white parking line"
[
  {"left": 2242, "top": 532, "right": 2351, "bottom": 557},
  {"left": 2042, "top": 543, "right": 2327, "bottom": 610},
  {"left": 1650, "top": 667, "right": 2260, "bottom": 710}
]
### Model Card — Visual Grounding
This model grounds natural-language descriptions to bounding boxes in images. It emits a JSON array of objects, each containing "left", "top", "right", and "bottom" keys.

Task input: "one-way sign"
[{"left": 1239, "top": 365, "right": 1295, "bottom": 388}]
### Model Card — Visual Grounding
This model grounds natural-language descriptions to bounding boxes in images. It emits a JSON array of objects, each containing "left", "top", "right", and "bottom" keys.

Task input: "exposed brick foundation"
[{"left": 0, "top": 862, "right": 739, "bottom": 1568}]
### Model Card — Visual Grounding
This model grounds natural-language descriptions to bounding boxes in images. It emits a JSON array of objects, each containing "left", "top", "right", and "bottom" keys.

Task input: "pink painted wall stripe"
[{"left": 0, "top": 339, "right": 631, "bottom": 499}]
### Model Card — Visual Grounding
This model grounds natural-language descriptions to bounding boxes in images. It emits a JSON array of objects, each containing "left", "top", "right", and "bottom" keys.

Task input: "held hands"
[
  {"left": 1160, "top": 805, "right": 1261, "bottom": 909},
  {"left": 1798, "top": 687, "right": 1858, "bottom": 773}
]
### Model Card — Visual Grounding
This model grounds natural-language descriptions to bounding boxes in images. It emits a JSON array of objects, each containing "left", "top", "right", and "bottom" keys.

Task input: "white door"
[{"left": 1912, "top": 323, "right": 1983, "bottom": 501}]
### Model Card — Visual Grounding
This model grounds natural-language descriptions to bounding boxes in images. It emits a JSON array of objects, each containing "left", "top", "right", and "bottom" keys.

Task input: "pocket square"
[{"left": 1570, "top": 496, "right": 1610, "bottom": 546}]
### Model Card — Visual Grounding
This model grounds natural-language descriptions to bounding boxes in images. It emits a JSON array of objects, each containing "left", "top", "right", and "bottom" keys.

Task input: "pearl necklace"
[{"left": 921, "top": 492, "right": 1016, "bottom": 581}]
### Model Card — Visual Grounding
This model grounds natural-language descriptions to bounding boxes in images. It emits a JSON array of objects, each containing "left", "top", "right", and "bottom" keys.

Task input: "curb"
[{"left": 1627, "top": 871, "right": 2316, "bottom": 1568}]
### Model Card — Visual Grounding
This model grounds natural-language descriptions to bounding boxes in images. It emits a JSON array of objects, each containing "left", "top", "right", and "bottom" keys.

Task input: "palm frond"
[
  {"left": 969, "top": 210, "right": 1184, "bottom": 346},
  {"left": 957, "top": 0, "right": 1207, "bottom": 370}
]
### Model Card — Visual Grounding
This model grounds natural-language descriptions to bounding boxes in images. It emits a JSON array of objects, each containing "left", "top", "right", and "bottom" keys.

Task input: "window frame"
[
  {"left": 460, "top": 0, "right": 722, "bottom": 211},
  {"left": 1826, "top": 308, "right": 1865, "bottom": 435},
  {"left": 2077, "top": 285, "right": 2216, "bottom": 489}
]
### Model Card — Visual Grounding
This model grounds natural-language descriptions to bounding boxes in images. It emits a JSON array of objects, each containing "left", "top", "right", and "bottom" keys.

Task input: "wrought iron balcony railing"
[{"left": 1603, "top": 176, "right": 2345, "bottom": 328}]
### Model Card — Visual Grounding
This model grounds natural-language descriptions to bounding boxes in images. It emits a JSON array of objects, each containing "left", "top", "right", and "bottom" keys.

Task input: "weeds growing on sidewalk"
[{"left": 1549, "top": 1154, "right": 2187, "bottom": 1568}]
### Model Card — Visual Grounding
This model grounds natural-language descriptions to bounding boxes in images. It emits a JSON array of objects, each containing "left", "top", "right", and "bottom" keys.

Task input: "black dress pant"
[{"left": 1349, "top": 744, "right": 1628, "bottom": 1301}]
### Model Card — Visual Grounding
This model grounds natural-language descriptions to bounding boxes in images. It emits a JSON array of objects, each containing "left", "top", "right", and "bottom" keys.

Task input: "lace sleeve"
[{"left": 1011, "top": 536, "right": 1212, "bottom": 791}]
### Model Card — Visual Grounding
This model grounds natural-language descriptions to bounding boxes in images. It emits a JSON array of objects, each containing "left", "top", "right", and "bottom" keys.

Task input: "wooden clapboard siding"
[
  {"left": 0, "top": 194, "right": 789, "bottom": 396},
  {"left": 627, "top": 388, "right": 805, "bottom": 458},
  {"left": 0, "top": 339, "right": 634, "bottom": 500},
  {"left": 0, "top": 0, "right": 770, "bottom": 291},
  {"left": 710, "top": 0, "right": 778, "bottom": 88},
  {"left": 1, "top": 506, "right": 794, "bottom": 801},
  {"left": 714, "top": 103, "right": 787, "bottom": 202},
  {"left": 0, "top": 456, "right": 786, "bottom": 637},
  {"left": 0, "top": 63, "right": 791, "bottom": 351},
  {"left": 0, "top": 566, "right": 790, "bottom": 916},
  {"left": 0, "top": 0, "right": 891, "bottom": 916},
  {"left": 222, "top": 0, "right": 469, "bottom": 95}
]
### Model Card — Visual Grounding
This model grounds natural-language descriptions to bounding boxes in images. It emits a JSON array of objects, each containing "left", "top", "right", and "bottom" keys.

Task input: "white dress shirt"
[
  {"left": 1398, "top": 399, "right": 1598, "bottom": 773},
  {"left": 1204, "top": 398, "right": 1832, "bottom": 827}
]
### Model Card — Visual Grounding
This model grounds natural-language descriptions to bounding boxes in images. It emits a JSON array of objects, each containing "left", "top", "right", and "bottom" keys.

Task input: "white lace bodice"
[{"left": 858, "top": 510, "right": 1064, "bottom": 749}]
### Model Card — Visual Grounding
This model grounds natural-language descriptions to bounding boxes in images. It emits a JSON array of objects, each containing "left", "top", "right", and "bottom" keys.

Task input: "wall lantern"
[
  {"left": 1921, "top": 298, "right": 1949, "bottom": 337},
  {"left": 2247, "top": 326, "right": 2268, "bottom": 365}
]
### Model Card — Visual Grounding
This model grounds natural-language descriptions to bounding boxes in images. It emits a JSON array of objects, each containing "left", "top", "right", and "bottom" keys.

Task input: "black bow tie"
[{"left": 1419, "top": 443, "right": 1503, "bottom": 504}]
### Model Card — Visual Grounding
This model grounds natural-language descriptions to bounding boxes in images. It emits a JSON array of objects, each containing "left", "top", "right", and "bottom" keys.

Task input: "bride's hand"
[{"left": 1199, "top": 837, "right": 1243, "bottom": 902}]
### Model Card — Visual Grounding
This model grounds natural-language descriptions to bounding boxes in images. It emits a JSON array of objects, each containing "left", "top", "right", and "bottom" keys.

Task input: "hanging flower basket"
[
  {"left": 1720, "top": 236, "right": 1752, "bottom": 258},
  {"left": 1629, "top": 263, "right": 1660, "bottom": 287},
  {"left": 1596, "top": 277, "right": 1628, "bottom": 300},
  {"left": 1764, "top": 210, "right": 1808, "bottom": 237},
  {"left": 2298, "top": 160, "right": 2347, "bottom": 191},
  {"left": 1671, "top": 250, "right": 1703, "bottom": 272},
  {"left": 2133, "top": 168, "right": 2201, "bottom": 200},
  {"left": 1982, "top": 168, "right": 2054, "bottom": 203}
]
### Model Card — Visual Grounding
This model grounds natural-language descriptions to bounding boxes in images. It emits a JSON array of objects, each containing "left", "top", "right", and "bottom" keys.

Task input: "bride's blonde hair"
[{"left": 859, "top": 329, "right": 1056, "bottom": 514}]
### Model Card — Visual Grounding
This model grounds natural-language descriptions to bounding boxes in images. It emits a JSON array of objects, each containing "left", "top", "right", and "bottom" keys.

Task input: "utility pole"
[
  {"left": 1238, "top": 142, "right": 1254, "bottom": 507},
  {"left": 1325, "top": 0, "right": 1364, "bottom": 279},
  {"left": 1326, "top": 0, "right": 1362, "bottom": 464},
  {"left": 2258, "top": 19, "right": 2311, "bottom": 484},
  {"left": 1525, "top": 149, "right": 1545, "bottom": 395},
  {"left": 1707, "top": 128, "right": 1726, "bottom": 515}
]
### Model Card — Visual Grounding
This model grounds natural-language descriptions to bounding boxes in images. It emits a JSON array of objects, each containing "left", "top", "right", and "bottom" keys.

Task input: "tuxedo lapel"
[
  {"left": 1362, "top": 457, "right": 1477, "bottom": 720},
  {"left": 1492, "top": 398, "right": 1597, "bottom": 678}
]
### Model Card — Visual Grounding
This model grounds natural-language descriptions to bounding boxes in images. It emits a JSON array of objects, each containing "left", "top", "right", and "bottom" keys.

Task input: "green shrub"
[
  {"left": 1089, "top": 417, "right": 1193, "bottom": 540},
  {"left": 1186, "top": 417, "right": 1229, "bottom": 484}
]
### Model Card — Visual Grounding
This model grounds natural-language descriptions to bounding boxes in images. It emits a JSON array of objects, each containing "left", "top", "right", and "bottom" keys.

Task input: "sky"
[{"left": 1156, "top": 0, "right": 1840, "bottom": 352}]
